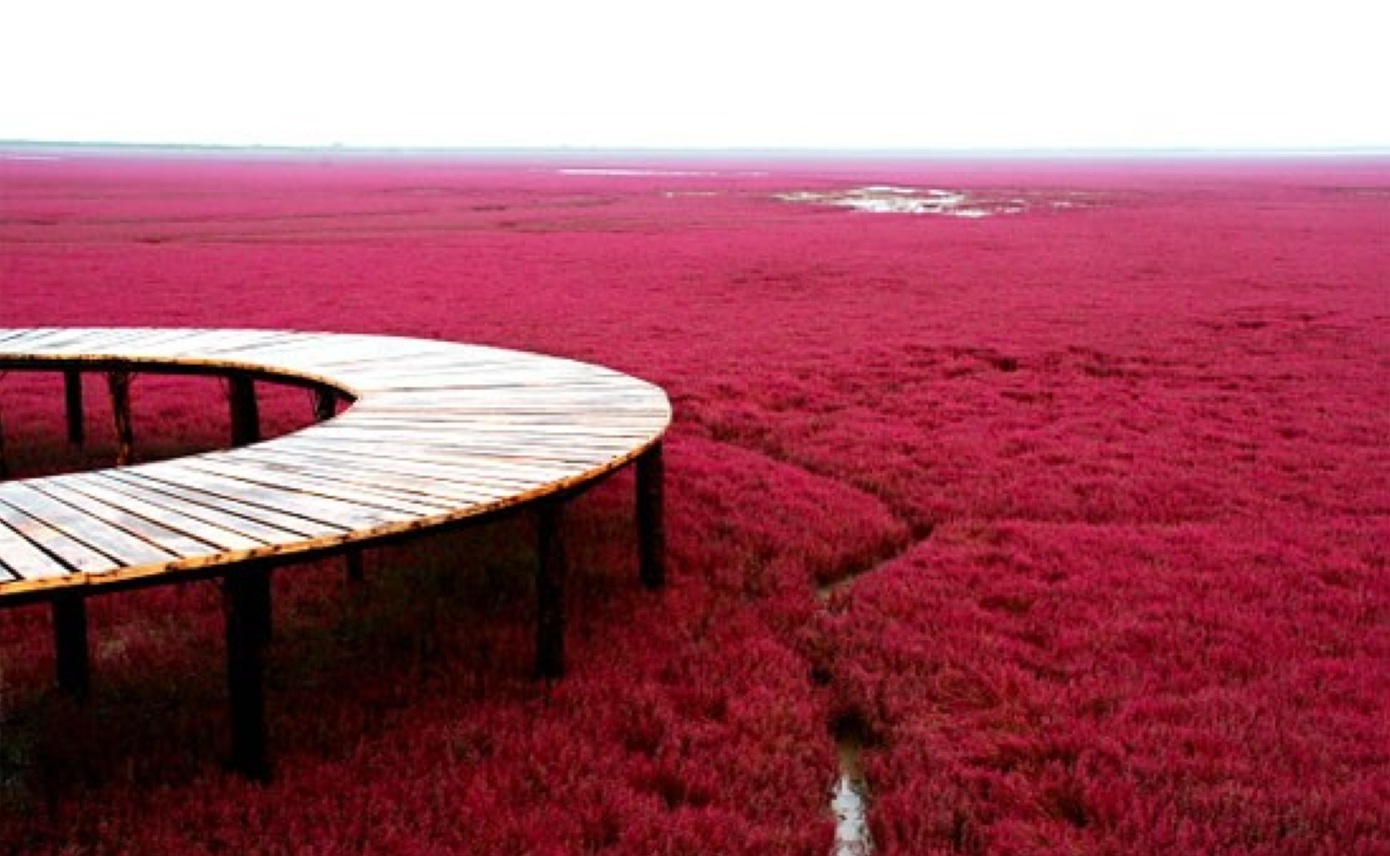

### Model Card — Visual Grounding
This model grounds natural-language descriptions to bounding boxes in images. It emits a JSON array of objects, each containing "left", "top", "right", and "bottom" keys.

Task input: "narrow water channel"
[
  {"left": 831, "top": 732, "right": 873, "bottom": 855},
  {"left": 830, "top": 709, "right": 873, "bottom": 854}
]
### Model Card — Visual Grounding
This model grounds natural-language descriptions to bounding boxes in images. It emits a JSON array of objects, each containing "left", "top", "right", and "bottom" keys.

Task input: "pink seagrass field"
[{"left": 0, "top": 151, "right": 1387, "bottom": 854}]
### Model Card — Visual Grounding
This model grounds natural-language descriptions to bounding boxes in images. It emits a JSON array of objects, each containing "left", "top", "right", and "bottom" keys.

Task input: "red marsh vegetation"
[{"left": 0, "top": 151, "right": 1386, "bottom": 854}]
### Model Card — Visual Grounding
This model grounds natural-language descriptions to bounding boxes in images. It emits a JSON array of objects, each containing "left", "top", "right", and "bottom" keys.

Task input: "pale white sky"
[{"left": 3, "top": 0, "right": 1387, "bottom": 151}]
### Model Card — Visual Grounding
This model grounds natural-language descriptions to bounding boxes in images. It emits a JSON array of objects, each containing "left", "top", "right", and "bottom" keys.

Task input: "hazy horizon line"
[{"left": 4, "top": 138, "right": 1389, "bottom": 161}]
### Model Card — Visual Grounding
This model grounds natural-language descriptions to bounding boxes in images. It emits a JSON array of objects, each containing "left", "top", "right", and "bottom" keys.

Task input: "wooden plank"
[
  {"left": 0, "top": 494, "right": 118, "bottom": 575},
  {"left": 282, "top": 441, "right": 617, "bottom": 483},
  {"left": 136, "top": 461, "right": 414, "bottom": 531},
  {"left": 83, "top": 328, "right": 244, "bottom": 361},
  {"left": 69, "top": 330, "right": 309, "bottom": 367},
  {"left": 174, "top": 330, "right": 327, "bottom": 357},
  {"left": 0, "top": 483, "right": 174, "bottom": 567},
  {"left": 92, "top": 470, "right": 312, "bottom": 543},
  {"left": 431, "top": 389, "right": 662, "bottom": 404},
  {"left": 302, "top": 424, "right": 636, "bottom": 458},
  {"left": 229, "top": 444, "right": 522, "bottom": 505},
  {"left": 51, "top": 474, "right": 267, "bottom": 551},
  {"left": 102, "top": 470, "right": 339, "bottom": 539},
  {"left": 199, "top": 334, "right": 368, "bottom": 365},
  {"left": 306, "top": 421, "right": 636, "bottom": 448},
  {"left": 33, "top": 480, "right": 224, "bottom": 560},
  {"left": 345, "top": 409, "right": 666, "bottom": 427},
  {"left": 84, "top": 328, "right": 206, "bottom": 349},
  {"left": 335, "top": 416, "right": 661, "bottom": 441},
  {"left": 345, "top": 402, "right": 664, "bottom": 421},
  {"left": 212, "top": 342, "right": 352, "bottom": 371},
  {"left": 363, "top": 378, "right": 638, "bottom": 395},
  {"left": 125, "top": 328, "right": 265, "bottom": 351},
  {"left": 267, "top": 435, "right": 572, "bottom": 485},
  {"left": 0, "top": 514, "right": 71, "bottom": 580},
  {"left": 239, "top": 444, "right": 521, "bottom": 503},
  {"left": 0, "top": 331, "right": 181, "bottom": 363},
  {"left": 175, "top": 456, "right": 456, "bottom": 518},
  {"left": 350, "top": 398, "right": 667, "bottom": 416},
  {"left": 221, "top": 446, "right": 509, "bottom": 503},
  {"left": 62, "top": 328, "right": 183, "bottom": 353},
  {"left": 58, "top": 327, "right": 170, "bottom": 353},
  {"left": 0, "top": 328, "right": 102, "bottom": 351}
]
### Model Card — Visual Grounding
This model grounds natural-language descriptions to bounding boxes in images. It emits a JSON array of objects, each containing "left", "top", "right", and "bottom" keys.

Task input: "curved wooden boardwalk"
[{"left": 0, "top": 328, "right": 671, "bottom": 779}]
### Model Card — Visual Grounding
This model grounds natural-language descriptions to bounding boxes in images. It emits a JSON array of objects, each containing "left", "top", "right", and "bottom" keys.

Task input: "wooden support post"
[
  {"left": 228, "top": 374, "right": 261, "bottom": 447},
  {"left": 345, "top": 549, "right": 364, "bottom": 583},
  {"left": 535, "top": 501, "right": 567, "bottom": 681},
  {"left": 64, "top": 369, "right": 85, "bottom": 446},
  {"left": 107, "top": 369, "right": 134, "bottom": 466},
  {"left": 637, "top": 442, "right": 666, "bottom": 590},
  {"left": 246, "top": 565, "right": 273, "bottom": 644},
  {"left": 224, "top": 568, "right": 272, "bottom": 782},
  {"left": 53, "top": 593, "right": 90, "bottom": 698},
  {"left": 313, "top": 388, "right": 337, "bottom": 423}
]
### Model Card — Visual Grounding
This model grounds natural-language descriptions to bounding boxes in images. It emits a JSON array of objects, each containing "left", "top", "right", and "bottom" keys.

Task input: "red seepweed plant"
[{"left": 0, "top": 150, "right": 1386, "bottom": 854}]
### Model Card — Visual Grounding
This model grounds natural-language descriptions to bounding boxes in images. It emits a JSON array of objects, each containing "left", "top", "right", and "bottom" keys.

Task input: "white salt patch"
[{"left": 776, "top": 186, "right": 1023, "bottom": 218}]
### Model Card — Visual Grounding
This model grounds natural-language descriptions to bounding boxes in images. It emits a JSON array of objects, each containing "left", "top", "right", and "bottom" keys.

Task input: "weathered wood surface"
[{"left": 0, "top": 328, "right": 671, "bottom": 600}]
